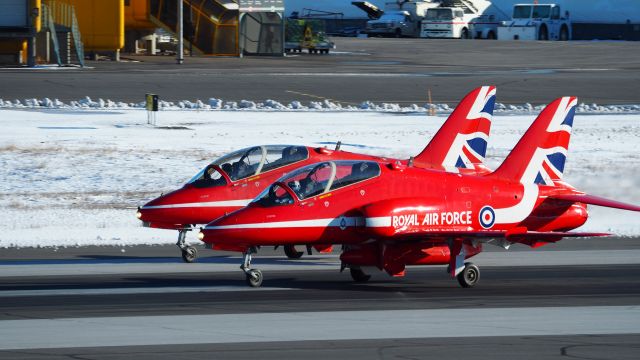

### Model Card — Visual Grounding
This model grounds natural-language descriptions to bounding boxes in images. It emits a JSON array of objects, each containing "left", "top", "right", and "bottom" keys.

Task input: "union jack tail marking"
[
  {"left": 413, "top": 86, "right": 496, "bottom": 173},
  {"left": 492, "top": 96, "right": 577, "bottom": 186}
]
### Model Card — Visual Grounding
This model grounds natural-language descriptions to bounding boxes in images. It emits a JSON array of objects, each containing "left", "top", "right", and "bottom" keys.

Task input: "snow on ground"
[{"left": 0, "top": 107, "right": 639, "bottom": 248}]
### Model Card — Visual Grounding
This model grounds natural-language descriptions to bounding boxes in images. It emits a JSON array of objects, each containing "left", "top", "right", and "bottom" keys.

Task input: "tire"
[
  {"left": 456, "top": 263, "right": 480, "bottom": 288},
  {"left": 246, "top": 269, "right": 263, "bottom": 287},
  {"left": 350, "top": 267, "right": 371, "bottom": 283},
  {"left": 461, "top": 28, "right": 469, "bottom": 39},
  {"left": 538, "top": 25, "right": 549, "bottom": 40},
  {"left": 560, "top": 26, "right": 569, "bottom": 41},
  {"left": 394, "top": 28, "right": 402, "bottom": 38},
  {"left": 181, "top": 246, "right": 197, "bottom": 263},
  {"left": 284, "top": 245, "right": 304, "bottom": 259}
]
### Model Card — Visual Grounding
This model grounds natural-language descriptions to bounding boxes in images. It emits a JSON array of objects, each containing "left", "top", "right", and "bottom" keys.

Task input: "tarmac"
[{"left": 1, "top": 38, "right": 640, "bottom": 105}]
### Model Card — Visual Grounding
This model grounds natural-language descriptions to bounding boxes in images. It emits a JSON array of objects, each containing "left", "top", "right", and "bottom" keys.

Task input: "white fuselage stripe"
[
  {"left": 205, "top": 217, "right": 362, "bottom": 230},
  {"left": 142, "top": 200, "right": 252, "bottom": 209}
]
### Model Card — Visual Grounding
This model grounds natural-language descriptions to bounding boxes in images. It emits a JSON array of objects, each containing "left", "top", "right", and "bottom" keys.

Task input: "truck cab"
[
  {"left": 421, "top": 7, "right": 470, "bottom": 38},
  {"left": 498, "top": 3, "right": 571, "bottom": 41}
]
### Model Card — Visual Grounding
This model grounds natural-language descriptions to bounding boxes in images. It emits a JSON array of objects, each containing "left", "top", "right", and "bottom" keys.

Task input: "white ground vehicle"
[
  {"left": 362, "top": 1, "right": 439, "bottom": 37},
  {"left": 498, "top": 3, "right": 571, "bottom": 40},
  {"left": 421, "top": 7, "right": 500, "bottom": 39}
]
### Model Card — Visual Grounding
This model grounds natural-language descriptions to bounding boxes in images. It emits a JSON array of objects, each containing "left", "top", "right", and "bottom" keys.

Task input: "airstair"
[
  {"left": 41, "top": 1, "right": 85, "bottom": 67},
  {"left": 148, "top": 0, "right": 239, "bottom": 56}
]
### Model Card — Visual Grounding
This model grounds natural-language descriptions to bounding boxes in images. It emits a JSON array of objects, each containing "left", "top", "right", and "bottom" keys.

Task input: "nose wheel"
[
  {"left": 176, "top": 229, "right": 197, "bottom": 263},
  {"left": 181, "top": 246, "right": 198, "bottom": 263},
  {"left": 241, "top": 247, "right": 263, "bottom": 287}
]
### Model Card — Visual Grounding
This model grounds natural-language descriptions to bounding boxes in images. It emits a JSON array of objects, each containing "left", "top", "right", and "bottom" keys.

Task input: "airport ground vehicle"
[
  {"left": 498, "top": 3, "right": 571, "bottom": 40},
  {"left": 285, "top": 19, "right": 335, "bottom": 54},
  {"left": 421, "top": 6, "right": 501, "bottom": 39},
  {"left": 357, "top": 1, "right": 439, "bottom": 37}
]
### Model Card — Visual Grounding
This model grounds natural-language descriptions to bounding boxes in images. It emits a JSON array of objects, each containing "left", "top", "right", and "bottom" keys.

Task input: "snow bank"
[{"left": 2, "top": 97, "right": 640, "bottom": 114}]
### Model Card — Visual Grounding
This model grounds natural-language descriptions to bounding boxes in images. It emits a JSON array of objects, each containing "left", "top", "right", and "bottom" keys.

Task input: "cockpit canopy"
[
  {"left": 254, "top": 160, "right": 381, "bottom": 207},
  {"left": 187, "top": 145, "right": 309, "bottom": 188}
]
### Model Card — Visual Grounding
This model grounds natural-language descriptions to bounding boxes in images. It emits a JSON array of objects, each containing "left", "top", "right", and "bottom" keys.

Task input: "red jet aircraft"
[
  {"left": 138, "top": 86, "right": 497, "bottom": 262},
  {"left": 199, "top": 96, "right": 640, "bottom": 287}
]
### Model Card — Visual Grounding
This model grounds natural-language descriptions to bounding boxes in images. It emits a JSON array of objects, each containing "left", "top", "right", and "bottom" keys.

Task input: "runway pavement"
[
  {"left": 1, "top": 38, "right": 639, "bottom": 105},
  {"left": 1, "top": 238, "right": 639, "bottom": 359}
]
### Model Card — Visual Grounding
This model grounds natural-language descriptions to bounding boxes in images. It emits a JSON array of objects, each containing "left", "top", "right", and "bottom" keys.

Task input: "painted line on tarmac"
[
  {"left": 285, "top": 90, "right": 358, "bottom": 105},
  {"left": 0, "top": 306, "right": 638, "bottom": 350},
  {"left": 0, "top": 286, "right": 296, "bottom": 298}
]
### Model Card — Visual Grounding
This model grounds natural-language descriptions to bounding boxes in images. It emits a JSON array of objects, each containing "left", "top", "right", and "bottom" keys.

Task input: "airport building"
[{"left": 1, "top": 0, "right": 639, "bottom": 66}]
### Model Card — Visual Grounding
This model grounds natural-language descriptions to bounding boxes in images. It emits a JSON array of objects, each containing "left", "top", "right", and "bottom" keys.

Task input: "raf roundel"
[{"left": 479, "top": 206, "right": 495, "bottom": 229}]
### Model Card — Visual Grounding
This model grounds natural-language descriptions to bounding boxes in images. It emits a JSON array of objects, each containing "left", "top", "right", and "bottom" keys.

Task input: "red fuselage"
[
  {"left": 201, "top": 161, "right": 587, "bottom": 250},
  {"left": 138, "top": 147, "right": 397, "bottom": 229}
]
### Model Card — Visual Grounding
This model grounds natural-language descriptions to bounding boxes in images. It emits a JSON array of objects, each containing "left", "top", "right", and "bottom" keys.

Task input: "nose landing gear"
[
  {"left": 241, "top": 247, "right": 263, "bottom": 287},
  {"left": 177, "top": 229, "right": 198, "bottom": 263}
]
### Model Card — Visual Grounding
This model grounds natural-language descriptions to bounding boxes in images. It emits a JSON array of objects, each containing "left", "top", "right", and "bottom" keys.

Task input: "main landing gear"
[
  {"left": 283, "top": 244, "right": 304, "bottom": 259},
  {"left": 349, "top": 267, "right": 371, "bottom": 283},
  {"left": 456, "top": 262, "right": 480, "bottom": 288},
  {"left": 177, "top": 229, "right": 198, "bottom": 263},
  {"left": 241, "top": 247, "right": 263, "bottom": 287}
]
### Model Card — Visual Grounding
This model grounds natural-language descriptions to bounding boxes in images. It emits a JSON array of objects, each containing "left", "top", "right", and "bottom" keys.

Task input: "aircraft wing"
[
  {"left": 548, "top": 193, "right": 640, "bottom": 212},
  {"left": 370, "top": 227, "right": 610, "bottom": 248}
]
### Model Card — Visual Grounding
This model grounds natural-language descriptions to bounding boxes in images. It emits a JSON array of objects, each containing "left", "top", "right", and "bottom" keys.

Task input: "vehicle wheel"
[
  {"left": 284, "top": 245, "right": 304, "bottom": 259},
  {"left": 394, "top": 28, "right": 402, "bottom": 38},
  {"left": 487, "top": 31, "right": 496, "bottom": 40},
  {"left": 245, "top": 269, "right": 263, "bottom": 287},
  {"left": 461, "top": 28, "right": 469, "bottom": 39},
  {"left": 181, "top": 246, "right": 197, "bottom": 263},
  {"left": 560, "top": 26, "right": 569, "bottom": 41},
  {"left": 350, "top": 267, "right": 371, "bottom": 283},
  {"left": 538, "top": 25, "right": 548, "bottom": 40},
  {"left": 456, "top": 263, "right": 480, "bottom": 288}
]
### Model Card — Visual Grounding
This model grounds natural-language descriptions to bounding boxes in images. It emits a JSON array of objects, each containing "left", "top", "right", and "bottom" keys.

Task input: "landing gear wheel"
[
  {"left": 284, "top": 245, "right": 304, "bottom": 259},
  {"left": 350, "top": 268, "right": 371, "bottom": 283},
  {"left": 456, "top": 262, "right": 480, "bottom": 288},
  {"left": 181, "top": 246, "right": 198, "bottom": 263},
  {"left": 245, "top": 269, "right": 263, "bottom": 287}
]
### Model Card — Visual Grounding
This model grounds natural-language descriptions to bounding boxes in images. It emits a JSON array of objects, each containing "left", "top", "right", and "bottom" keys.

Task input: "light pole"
[{"left": 177, "top": 0, "right": 184, "bottom": 64}]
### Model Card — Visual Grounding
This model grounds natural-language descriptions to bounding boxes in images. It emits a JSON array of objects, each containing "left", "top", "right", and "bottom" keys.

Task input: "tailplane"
[
  {"left": 413, "top": 86, "right": 496, "bottom": 173},
  {"left": 491, "top": 96, "right": 577, "bottom": 185}
]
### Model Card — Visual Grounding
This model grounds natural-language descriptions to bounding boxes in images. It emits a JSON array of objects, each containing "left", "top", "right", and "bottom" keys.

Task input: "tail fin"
[
  {"left": 492, "top": 96, "right": 577, "bottom": 185},
  {"left": 413, "top": 86, "right": 496, "bottom": 173}
]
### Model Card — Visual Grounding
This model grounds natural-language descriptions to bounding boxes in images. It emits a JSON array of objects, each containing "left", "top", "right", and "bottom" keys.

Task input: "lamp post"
[{"left": 177, "top": 0, "right": 184, "bottom": 64}]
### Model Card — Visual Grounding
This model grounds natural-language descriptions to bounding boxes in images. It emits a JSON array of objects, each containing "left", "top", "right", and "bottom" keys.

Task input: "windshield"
[
  {"left": 426, "top": 9, "right": 453, "bottom": 20},
  {"left": 187, "top": 165, "right": 227, "bottom": 188},
  {"left": 379, "top": 13, "right": 404, "bottom": 22},
  {"left": 206, "top": 145, "right": 309, "bottom": 182},
  {"left": 513, "top": 5, "right": 532, "bottom": 19},
  {"left": 532, "top": 5, "right": 551, "bottom": 19},
  {"left": 253, "top": 161, "right": 381, "bottom": 206}
]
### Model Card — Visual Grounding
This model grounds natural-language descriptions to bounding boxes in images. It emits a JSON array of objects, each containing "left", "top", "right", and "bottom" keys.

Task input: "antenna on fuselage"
[{"left": 335, "top": 141, "right": 342, "bottom": 151}]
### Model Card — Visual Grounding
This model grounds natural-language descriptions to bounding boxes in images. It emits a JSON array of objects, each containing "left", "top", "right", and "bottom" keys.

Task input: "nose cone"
[
  {"left": 137, "top": 187, "right": 232, "bottom": 228},
  {"left": 200, "top": 207, "right": 254, "bottom": 247}
]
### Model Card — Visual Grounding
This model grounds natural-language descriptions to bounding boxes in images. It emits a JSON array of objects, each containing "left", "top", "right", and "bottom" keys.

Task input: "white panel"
[{"left": 0, "top": 0, "right": 28, "bottom": 27}]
